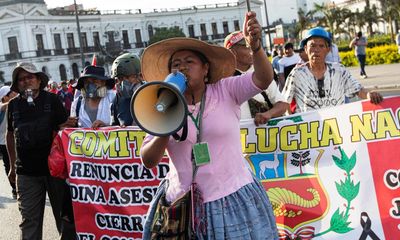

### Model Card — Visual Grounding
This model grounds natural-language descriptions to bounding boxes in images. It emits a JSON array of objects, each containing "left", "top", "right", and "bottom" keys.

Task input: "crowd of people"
[{"left": 0, "top": 9, "right": 385, "bottom": 240}]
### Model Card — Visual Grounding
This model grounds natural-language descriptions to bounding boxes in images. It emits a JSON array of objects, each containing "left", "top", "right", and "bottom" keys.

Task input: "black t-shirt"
[{"left": 7, "top": 91, "right": 68, "bottom": 176}]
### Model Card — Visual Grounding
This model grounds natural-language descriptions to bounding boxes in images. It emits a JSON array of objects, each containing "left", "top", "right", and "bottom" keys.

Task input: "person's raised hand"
[{"left": 243, "top": 11, "right": 261, "bottom": 52}]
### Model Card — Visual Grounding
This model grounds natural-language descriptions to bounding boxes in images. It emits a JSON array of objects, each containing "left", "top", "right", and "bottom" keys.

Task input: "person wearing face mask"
[
  {"left": 111, "top": 53, "right": 144, "bottom": 126},
  {"left": 70, "top": 65, "right": 116, "bottom": 128},
  {"left": 6, "top": 62, "right": 77, "bottom": 239}
]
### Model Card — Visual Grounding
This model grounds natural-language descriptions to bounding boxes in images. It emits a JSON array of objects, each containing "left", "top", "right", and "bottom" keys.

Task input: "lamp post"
[
  {"left": 263, "top": 0, "right": 273, "bottom": 51},
  {"left": 74, "top": 0, "right": 85, "bottom": 69}
]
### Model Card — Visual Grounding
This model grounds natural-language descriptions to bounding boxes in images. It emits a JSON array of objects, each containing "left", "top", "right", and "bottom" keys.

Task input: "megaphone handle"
[{"left": 172, "top": 119, "right": 188, "bottom": 142}]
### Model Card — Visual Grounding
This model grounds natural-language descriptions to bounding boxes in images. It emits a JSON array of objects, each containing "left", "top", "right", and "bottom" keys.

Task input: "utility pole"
[
  {"left": 263, "top": 0, "right": 273, "bottom": 51},
  {"left": 74, "top": 0, "right": 85, "bottom": 69}
]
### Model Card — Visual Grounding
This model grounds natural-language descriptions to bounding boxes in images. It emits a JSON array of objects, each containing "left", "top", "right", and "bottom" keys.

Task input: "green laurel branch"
[{"left": 314, "top": 147, "right": 359, "bottom": 237}]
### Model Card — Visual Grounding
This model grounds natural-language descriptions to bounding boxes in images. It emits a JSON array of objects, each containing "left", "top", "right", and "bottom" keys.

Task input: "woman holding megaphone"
[{"left": 140, "top": 11, "right": 278, "bottom": 239}]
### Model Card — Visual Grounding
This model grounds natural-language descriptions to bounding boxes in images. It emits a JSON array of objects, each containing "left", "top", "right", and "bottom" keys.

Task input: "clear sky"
[{"left": 44, "top": 0, "right": 236, "bottom": 11}]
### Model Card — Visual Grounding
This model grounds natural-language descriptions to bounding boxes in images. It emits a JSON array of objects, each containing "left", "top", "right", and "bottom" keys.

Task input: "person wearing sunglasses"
[{"left": 282, "top": 27, "right": 383, "bottom": 114}]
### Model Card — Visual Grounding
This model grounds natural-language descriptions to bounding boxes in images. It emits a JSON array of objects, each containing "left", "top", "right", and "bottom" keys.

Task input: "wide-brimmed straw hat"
[
  {"left": 76, "top": 65, "right": 115, "bottom": 90},
  {"left": 141, "top": 37, "right": 236, "bottom": 83},
  {"left": 11, "top": 62, "right": 49, "bottom": 92}
]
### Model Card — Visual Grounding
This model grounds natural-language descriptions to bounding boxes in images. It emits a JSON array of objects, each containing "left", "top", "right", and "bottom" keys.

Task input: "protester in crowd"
[
  {"left": 57, "top": 80, "right": 74, "bottom": 115},
  {"left": 271, "top": 44, "right": 280, "bottom": 58},
  {"left": 140, "top": 11, "right": 278, "bottom": 239},
  {"left": 70, "top": 65, "right": 116, "bottom": 128},
  {"left": 278, "top": 42, "right": 301, "bottom": 91},
  {"left": 271, "top": 45, "right": 284, "bottom": 82},
  {"left": 396, "top": 30, "right": 400, "bottom": 54},
  {"left": 283, "top": 27, "right": 383, "bottom": 114},
  {"left": 326, "top": 32, "right": 341, "bottom": 63},
  {"left": 296, "top": 41, "right": 309, "bottom": 64},
  {"left": 349, "top": 31, "right": 368, "bottom": 78},
  {"left": 68, "top": 78, "right": 76, "bottom": 96},
  {"left": 0, "top": 86, "right": 17, "bottom": 199},
  {"left": 48, "top": 80, "right": 59, "bottom": 94},
  {"left": 111, "top": 53, "right": 144, "bottom": 126},
  {"left": 224, "top": 30, "right": 288, "bottom": 125},
  {"left": 6, "top": 62, "right": 76, "bottom": 239}
]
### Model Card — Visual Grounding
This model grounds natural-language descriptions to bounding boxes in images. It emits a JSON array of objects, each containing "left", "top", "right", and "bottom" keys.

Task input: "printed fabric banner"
[
  {"left": 48, "top": 96, "right": 400, "bottom": 240},
  {"left": 49, "top": 127, "right": 170, "bottom": 240}
]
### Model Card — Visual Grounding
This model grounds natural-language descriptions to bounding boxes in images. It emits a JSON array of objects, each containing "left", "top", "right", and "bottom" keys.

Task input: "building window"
[
  {"left": 107, "top": 31, "right": 115, "bottom": 45},
  {"left": 211, "top": 22, "right": 218, "bottom": 36},
  {"left": 188, "top": 25, "right": 195, "bottom": 38},
  {"left": 67, "top": 33, "right": 75, "bottom": 49},
  {"left": 200, "top": 24, "right": 207, "bottom": 36},
  {"left": 59, "top": 64, "right": 67, "bottom": 81},
  {"left": 93, "top": 31, "right": 100, "bottom": 51},
  {"left": 223, "top": 21, "right": 229, "bottom": 35},
  {"left": 148, "top": 25, "right": 153, "bottom": 38},
  {"left": 8, "top": 37, "right": 19, "bottom": 53},
  {"left": 122, "top": 30, "right": 130, "bottom": 49},
  {"left": 54, "top": 34, "right": 62, "bottom": 49},
  {"left": 81, "top": 32, "right": 88, "bottom": 48},
  {"left": 135, "top": 29, "right": 143, "bottom": 48},
  {"left": 135, "top": 29, "right": 142, "bottom": 43},
  {"left": 72, "top": 63, "right": 79, "bottom": 79},
  {"left": 36, "top": 34, "right": 44, "bottom": 50},
  {"left": 234, "top": 20, "right": 240, "bottom": 31}
]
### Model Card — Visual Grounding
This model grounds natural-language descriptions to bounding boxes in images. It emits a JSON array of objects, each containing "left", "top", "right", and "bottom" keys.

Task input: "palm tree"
[
  {"left": 295, "top": 8, "right": 314, "bottom": 39},
  {"left": 363, "top": 0, "right": 380, "bottom": 35},
  {"left": 312, "top": 3, "right": 351, "bottom": 36},
  {"left": 379, "top": 0, "right": 400, "bottom": 42}
]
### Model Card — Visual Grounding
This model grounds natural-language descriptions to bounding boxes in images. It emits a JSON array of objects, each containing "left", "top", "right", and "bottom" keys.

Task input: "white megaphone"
[{"left": 131, "top": 71, "right": 188, "bottom": 137}]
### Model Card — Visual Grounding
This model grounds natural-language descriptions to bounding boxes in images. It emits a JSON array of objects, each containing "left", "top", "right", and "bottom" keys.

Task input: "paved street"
[
  {"left": 0, "top": 63, "right": 398, "bottom": 240},
  {"left": 346, "top": 63, "right": 400, "bottom": 90},
  {"left": 0, "top": 166, "right": 59, "bottom": 239}
]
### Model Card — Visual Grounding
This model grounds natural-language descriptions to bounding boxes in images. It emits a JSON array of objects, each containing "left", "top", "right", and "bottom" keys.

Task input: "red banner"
[{"left": 49, "top": 127, "right": 168, "bottom": 240}]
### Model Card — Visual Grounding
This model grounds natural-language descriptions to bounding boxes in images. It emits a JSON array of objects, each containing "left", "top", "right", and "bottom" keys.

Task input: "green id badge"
[{"left": 193, "top": 142, "right": 211, "bottom": 166}]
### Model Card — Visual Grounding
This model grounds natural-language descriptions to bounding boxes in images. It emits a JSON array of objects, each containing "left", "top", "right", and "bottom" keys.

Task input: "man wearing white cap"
[{"left": 0, "top": 86, "right": 17, "bottom": 199}]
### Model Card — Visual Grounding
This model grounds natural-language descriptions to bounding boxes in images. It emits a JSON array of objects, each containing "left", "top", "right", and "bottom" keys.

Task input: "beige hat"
[
  {"left": 141, "top": 37, "right": 236, "bottom": 83},
  {"left": 11, "top": 62, "right": 49, "bottom": 92},
  {"left": 0, "top": 86, "right": 10, "bottom": 100}
]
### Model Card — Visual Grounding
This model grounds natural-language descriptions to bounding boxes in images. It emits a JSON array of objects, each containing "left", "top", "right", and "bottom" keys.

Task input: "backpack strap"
[
  {"left": 260, "top": 91, "right": 273, "bottom": 109},
  {"left": 75, "top": 96, "right": 83, "bottom": 117}
]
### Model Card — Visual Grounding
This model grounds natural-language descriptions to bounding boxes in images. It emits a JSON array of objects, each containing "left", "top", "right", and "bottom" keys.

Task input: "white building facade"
[{"left": 0, "top": 0, "right": 265, "bottom": 84}]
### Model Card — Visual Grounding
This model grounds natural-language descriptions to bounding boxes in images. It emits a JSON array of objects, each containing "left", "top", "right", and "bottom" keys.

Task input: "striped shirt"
[{"left": 283, "top": 62, "right": 362, "bottom": 113}]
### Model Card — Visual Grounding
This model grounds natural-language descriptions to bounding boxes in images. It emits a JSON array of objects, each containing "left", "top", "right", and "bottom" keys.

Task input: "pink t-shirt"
[{"left": 142, "top": 72, "right": 261, "bottom": 203}]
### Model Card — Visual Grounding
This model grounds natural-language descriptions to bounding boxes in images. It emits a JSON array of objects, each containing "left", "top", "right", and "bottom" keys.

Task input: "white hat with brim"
[
  {"left": 0, "top": 86, "right": 10, "bottom": 100},
  {"left": 11, "top": 62, "right": 49, "bottom": 92},
  {"left": 141, "top": 37, "right": 236, "bottom": 83}
]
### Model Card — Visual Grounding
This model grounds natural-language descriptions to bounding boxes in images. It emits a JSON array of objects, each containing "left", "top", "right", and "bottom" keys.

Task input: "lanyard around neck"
[
  {"left": 189, "top": 89, "right": 206, "bottom": 180},
  {"left": 188, "top": 90, "right": 206, "bottom": 142}
]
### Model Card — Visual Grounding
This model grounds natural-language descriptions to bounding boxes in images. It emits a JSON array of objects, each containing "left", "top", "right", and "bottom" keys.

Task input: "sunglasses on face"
[{"left": 317, "top": 78, "right": 325, "bottom": 98}]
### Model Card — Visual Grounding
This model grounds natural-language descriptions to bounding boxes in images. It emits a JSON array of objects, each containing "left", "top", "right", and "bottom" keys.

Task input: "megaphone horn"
[{"left": 131, "top": 71, "right": 189, "bottom": 137}]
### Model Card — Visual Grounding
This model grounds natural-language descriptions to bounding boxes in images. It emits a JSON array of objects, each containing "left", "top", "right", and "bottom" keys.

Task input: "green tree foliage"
[
  {"left": 148, "top": 27, "right": 186, "bottom": 45},
  {"left": 295, "top": 8, "right": 314, "bottom": 39},
  {"left": 378, "top": 0, "right": 400, "bottom": 42}
]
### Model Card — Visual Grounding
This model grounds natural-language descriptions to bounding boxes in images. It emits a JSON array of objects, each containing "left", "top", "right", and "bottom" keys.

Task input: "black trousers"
[{"left": 0, "top": 144, "right": 16, "bottom": 191}]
